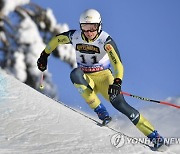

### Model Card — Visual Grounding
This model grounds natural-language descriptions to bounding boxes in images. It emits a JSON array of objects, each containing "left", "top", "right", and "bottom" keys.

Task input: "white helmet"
[{"left": 79, "top": 9, "right": 102, "bottom": 32}]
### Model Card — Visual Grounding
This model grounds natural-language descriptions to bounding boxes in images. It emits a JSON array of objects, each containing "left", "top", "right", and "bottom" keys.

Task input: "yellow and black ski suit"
[{"left": 42, "top": 29, "right": 155, "bottom": 137}]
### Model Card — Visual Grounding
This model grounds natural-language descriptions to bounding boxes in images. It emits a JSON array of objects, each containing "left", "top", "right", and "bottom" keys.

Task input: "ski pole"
[
  {"left": 39, "top": 72, "right": 44, "bottom": 90},
  {"left": 121, "top": 91, "right": 180, "bottom": 109}
]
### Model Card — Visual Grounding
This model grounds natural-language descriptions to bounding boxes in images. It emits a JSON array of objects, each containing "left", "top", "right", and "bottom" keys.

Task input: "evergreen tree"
[{"left": 0, "top": 0, "right": 76, "bottom": 98}]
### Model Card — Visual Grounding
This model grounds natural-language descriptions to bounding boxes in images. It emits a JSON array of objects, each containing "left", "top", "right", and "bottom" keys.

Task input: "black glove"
[
  {"left": 37, "top": 51, "right": 50, "bottom": 72},
  {"left": 108, "top": 78, "right": 122, "bottom": 101}
]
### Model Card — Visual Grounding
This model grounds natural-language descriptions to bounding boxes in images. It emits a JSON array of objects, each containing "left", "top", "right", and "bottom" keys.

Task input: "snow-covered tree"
[{"left": 0, "top": 0, "right": 76, "bottom": 98}]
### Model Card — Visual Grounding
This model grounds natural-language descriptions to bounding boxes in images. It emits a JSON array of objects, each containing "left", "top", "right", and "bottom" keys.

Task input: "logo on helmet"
[
  {"left": 85, "top": 16, "right": 92, "bottom": 19},
  {"left": 84, "top": 16, "right": 93, "bottom": 23}
]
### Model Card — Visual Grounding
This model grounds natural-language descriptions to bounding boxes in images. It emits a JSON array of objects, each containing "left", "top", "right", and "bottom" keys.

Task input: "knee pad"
[
  {"left": 110, "top": 94, "right": 140, "bottom": 125},
  {"left": 70, "top": 68, "right": 92, "bottom": 91},
  {"left": 70, "top": 68, "right": 86, "bottom": 84}
]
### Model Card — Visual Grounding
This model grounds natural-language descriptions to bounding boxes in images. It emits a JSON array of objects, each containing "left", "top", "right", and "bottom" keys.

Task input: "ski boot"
[
  {"left": 94, "top": 103, "right": 112, "bottom": 126},
  {"left": 147, "top": 130, "right": 165, "bottom": 151}
]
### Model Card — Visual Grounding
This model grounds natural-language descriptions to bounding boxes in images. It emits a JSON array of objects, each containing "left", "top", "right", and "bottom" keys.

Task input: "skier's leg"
[
  {"left": 70, "top": 68, "right": 110, "bottom": 122},
  {"left": 109, "top": 93, "right": 160, "bottom": 137},
  {"left": 110, "top": 94, "right": 164, "bottom": 148},
  {"left": 70, "top": 68, "right": 99, "bottom": 109},
  {"left": 95, "top": 70, "right": 155, "bottom": 135}
]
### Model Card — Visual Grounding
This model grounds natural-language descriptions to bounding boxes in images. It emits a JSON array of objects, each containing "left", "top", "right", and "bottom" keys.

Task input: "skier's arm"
[
  {"left": 104, "top": 36, "right": 124, "bottom": 80},
  {"left": 37, "top": 30, "right": 76, "bottom": 71},
  {"left": 44, "top": 30, "right": 76, "bottom": 54}
]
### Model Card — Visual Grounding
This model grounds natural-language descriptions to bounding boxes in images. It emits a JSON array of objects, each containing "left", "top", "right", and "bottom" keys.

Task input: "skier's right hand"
[{"left": 37, "top": 51, "right": 49, "bottom": 72}]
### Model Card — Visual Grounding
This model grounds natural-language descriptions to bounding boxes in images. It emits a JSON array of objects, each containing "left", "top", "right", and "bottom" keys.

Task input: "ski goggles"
[{"left": 80, "top": 23, "right": 99, "bottom": 32}]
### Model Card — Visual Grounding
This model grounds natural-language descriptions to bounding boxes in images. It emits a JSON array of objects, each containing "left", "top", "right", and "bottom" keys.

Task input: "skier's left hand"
[{"left": 108, "top": 78, "right": 122, "bottom": 101}]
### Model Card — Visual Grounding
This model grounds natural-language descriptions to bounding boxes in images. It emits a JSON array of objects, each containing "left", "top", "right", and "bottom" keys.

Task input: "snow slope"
[{"left": 0, "top": 69, "right": 179, "bottom": 154}]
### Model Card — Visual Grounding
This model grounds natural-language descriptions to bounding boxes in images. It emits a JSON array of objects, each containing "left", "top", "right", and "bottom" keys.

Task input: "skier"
[{"left": 37, "top": 9, "right": 164, "bottom": 149}]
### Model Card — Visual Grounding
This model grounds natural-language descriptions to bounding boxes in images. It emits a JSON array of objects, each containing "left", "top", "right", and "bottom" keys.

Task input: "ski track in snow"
[{"left": 0, "top": 69, "right": 179, "bottom": 154}]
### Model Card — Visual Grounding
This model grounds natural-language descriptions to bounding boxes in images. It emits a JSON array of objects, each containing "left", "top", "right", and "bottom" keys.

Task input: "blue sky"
[{"left": 32, "top": 0, "right": 180, "bottom": 115}]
